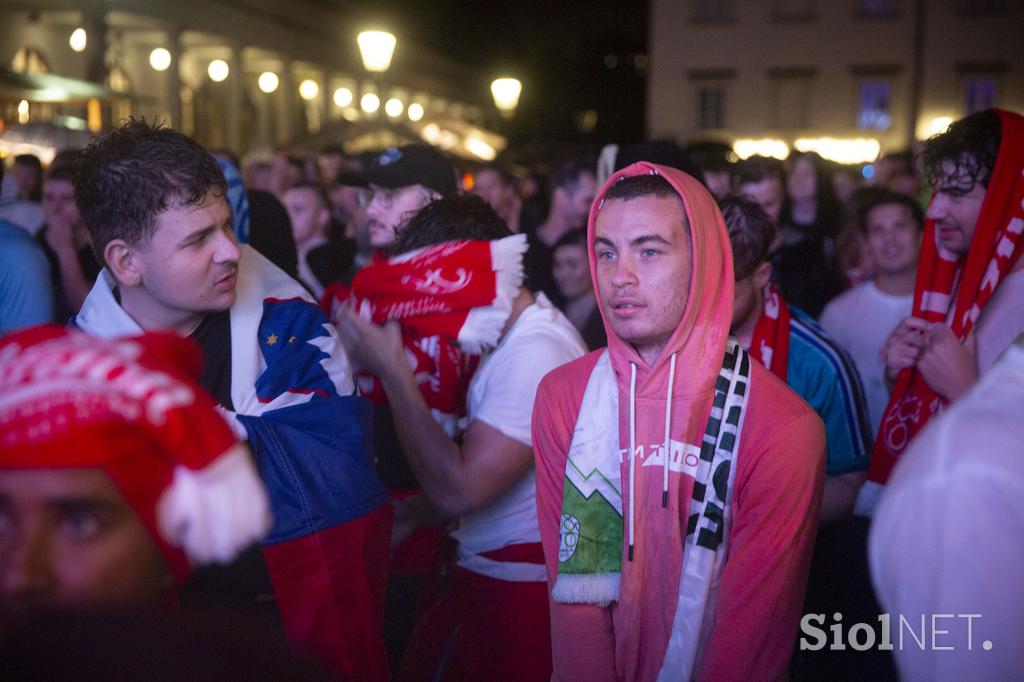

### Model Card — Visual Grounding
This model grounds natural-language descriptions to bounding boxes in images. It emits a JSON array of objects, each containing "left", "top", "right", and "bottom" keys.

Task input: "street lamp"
[
  {"left": 69, "top": 28, "right": 87, "bottom": 53},
  {"left": 357, "top": 31, "right": 396, "bottom": 73},
  {"left": 149, "top": 48, "right": 171, "bottom": 72},
  {"left": 490, "top": 77, "right": 522, "bottom": 118},
  {"left": 258, "top": 72, "right": 279, "bottom": 94},
  {"left": 208, "top": 59, "right": 229, "bottom": 82},
  {"left": 299, "top": 79, "right": 319, "bottom": 101}
]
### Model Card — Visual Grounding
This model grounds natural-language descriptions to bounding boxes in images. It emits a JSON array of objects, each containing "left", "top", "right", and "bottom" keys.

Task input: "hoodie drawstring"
[
  {"left": 628, "top": 362, "right": 637, "bottom": 562},
  {"left": 662, "top": 352, "right": 677, "bottom": 508},
  {"left": 627, "top": 352, "right": 678, "bottom": 561}
]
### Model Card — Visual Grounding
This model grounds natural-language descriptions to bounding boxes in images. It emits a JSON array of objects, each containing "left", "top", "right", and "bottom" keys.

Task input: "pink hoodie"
[{"left": 532, "top": 163, "right": 825, "bottom": 681}]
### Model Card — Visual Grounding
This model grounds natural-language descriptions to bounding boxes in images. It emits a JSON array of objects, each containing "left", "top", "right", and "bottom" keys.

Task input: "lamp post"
[
  {"left": 490, "top": 77, "right": 522, "bottom": 119},
  {"left": 357, "top": 31, "right": 395, "bottom": 122}
]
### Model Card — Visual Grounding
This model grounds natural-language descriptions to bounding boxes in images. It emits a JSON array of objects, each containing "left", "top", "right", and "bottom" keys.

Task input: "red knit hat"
[{"left": 0, "top": 325, "right": 270, "bottom": 582}]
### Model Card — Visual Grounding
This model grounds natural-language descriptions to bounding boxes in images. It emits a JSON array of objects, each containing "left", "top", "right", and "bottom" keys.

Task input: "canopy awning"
[{"left": 0, "top": 69, "right": 125, "bottom": 103}]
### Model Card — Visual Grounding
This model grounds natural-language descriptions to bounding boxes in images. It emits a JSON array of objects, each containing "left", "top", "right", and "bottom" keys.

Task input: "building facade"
[
  {"left": 0, "top": 0, "right": 496, "bottom": 159},
  {"left": 648, "top": 0, "right": 1023, "bottom": 162}
]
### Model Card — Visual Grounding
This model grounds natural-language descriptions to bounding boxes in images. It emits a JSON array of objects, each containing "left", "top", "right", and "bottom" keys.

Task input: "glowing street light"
[
  {"left": 208, "top": 59, "right": 229, "bottom": 82},
  {"left": 407, "top": 102, "right": 424, "bottom": 121},
  {"left": 357, "top": 31, "right": 396, "bottom": 73},
  {"left": 299, "top": 79, "right": 319, "bottom": 100},
  {"left": 490, "top": 78, "right": 522, "bottom": 117},
  {"left": 333, "top": 87, "right": 353, "bottom": 108},
  {"left": 258, "top": 72, "right": 279, "bottom": 94},
  {"left": 69, "top": 28, "right": 87, "bottom": 53},
  {"left": 360, "top": 92, "right": 381, "bottom": 114},
  {"left": 385, "top": 97, "right": 404, "bottom": 118},
  {"left": 149, "top": 48, "right": 171, "bottom": 72}
]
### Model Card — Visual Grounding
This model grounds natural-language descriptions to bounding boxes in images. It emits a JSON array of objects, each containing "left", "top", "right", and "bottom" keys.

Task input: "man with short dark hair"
[
  {"left": 472, "top": 164, "right": 522, "bottom": 232},
  {"left": 526, "top": 160, "right": 597, "bottom": 304},
  {"left": 532, "top": 165, "right": 824, "bottom": 681},
  {"left": 283, "top": 182, "right": 352, "bottom": 298},
  {"left": 821, "top": 191, "right": 923, "bottom": 432},
  {"left": 71, "top": 120, "right": 391, "bottom": 680},
  {"left": 721, "top": 195, "right": 871, "bottom": 523},
  {"left": 337, "top": 194, "right": 586, "bottom": 681},
  {"left": 863, "top": 108, "right": 1024, "bottom": 513},
  {"left": 735, "top": 155, "right": 786, "bottom": 225}
]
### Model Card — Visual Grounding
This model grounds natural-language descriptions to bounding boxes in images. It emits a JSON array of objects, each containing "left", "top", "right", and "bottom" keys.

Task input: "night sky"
[{"left": 348, "top": 0, "right": 649, "bottom": 152}]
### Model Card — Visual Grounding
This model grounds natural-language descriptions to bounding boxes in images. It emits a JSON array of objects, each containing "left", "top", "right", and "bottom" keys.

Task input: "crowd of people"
[{"left": 1, "top": 106, "right": 1022, "bottom": 682}]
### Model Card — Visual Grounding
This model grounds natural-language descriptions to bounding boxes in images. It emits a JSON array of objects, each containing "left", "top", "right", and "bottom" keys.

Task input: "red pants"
[
  {"left": 262, "top": 503, "right": 393, "bottom": 681},
  {"left": 398, "top": 546, "right": 552, "bottom": 682}
]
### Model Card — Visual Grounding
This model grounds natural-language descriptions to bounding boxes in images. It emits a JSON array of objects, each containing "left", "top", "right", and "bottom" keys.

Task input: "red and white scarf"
[
  {"left": 868, "top": 109, "right": 1024, "bottom": 488},
  {"left": 326, "top": 235, "right": 527, "bottom": 430},
  {"left": 750, "top": 283, "right": 791, "bottom": 381}
]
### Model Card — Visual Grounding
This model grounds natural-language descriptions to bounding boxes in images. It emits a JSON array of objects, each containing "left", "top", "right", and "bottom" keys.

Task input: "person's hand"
[
  {"left": 43, "top": 214, "right": 75, "bottom": 257},
  {"left": 882, "top": 316, "right": 929, "bottom": 382},
  {"left": 334, "top": 304, "right": 408, "bottom": 381},
  {"left": 917, "top": 325, "right": 978, "bottom": 401}
]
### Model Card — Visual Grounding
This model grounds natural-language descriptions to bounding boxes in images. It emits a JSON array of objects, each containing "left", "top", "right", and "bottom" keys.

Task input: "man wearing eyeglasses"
[{"left": 362, "top": 145, "right": 458, "bottom": 250}]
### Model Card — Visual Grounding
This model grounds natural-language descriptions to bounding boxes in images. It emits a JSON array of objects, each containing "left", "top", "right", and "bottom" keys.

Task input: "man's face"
[
  {"left": 864, "top": 203, "right": 922, "bottom": 276},
  {"left": 559, "top": 172, "right": 598, "bottom": 227},
  {"left": 926, "top": 159, "right": 987, "bottom": 255},
  {"left": 594, "top": 194, "right": 692, "bottom": 361},
  {"left": 732, "top": 273, "right": 759, "bottom": 331},
  {"left": 0, "top": 468, "right": 172, "bottom": 610},
  {"left": 129, "top": 191, "right": 240, "bottom": 327},
  {"left": 740, "top": 178, "right": 785, "bottom": 224},
  {"left": 328, "top": 184, "right": 364, "bottom": 226},
  {"left": 473, "top": 169, "right": 513, "bottom": 213},
  {"left": 12, "top": 163, "right": 39, "bottom": 198},
  {"left": 365, "top": 184, "right": 432, "bottom": 249},
  {"left": 283, "top": 187, "right": 328, "bottom": 249},
  {"left": 42, "top": 179, "right": 83, "bottom": 231},
  {"left": 552, "top": 243, "right": 593, "bottom": 301}
]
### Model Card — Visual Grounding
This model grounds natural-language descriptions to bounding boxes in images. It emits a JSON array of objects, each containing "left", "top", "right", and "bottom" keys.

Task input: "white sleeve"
[
  {"left": 472, "top": 331, "right": 585, "bottom": 446},
  {"left": 869, "top": 415, "right": 1024, "bottom": 682}
]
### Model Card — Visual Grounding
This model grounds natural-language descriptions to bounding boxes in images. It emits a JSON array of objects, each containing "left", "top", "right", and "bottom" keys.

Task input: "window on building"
[
  {"left": 10, "top": 47, "right": 49, "bottom": 74},
  {"left": 696, "top": 85, "right": 727, "bottom": 130},
  {"left": 964, "top": 76, "right": 997, "bottom": 113},
  {"left": 859, "top": 0, "right": 898, "bottom": 15},
  {"left": 858, "top": 80, "right": 892, "bottom": 129},
  {"left": 693, "top": 0, "right": 732, "bottom": 21},
  {"left": 770, "top": 73, "right": 813, "bottom": 129}
]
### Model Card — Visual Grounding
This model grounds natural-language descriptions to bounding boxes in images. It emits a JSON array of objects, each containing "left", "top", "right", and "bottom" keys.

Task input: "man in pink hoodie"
[{"left": 532, "top": 163, "right": 825, "bottom": 681}]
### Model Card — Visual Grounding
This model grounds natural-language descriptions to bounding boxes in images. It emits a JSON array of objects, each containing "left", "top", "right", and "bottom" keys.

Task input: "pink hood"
[{"left": 588, "top": 162, "right": 734, "bottom": 402}]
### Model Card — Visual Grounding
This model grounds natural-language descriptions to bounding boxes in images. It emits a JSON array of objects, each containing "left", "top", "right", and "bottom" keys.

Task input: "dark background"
[{"left": 348, "top": 0, "right": 649, "bottom": 153}]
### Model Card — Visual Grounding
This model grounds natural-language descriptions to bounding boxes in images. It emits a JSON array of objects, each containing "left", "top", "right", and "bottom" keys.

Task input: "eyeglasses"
[{"left": 359, "top": 186, "right": 433, "bottom": 210}]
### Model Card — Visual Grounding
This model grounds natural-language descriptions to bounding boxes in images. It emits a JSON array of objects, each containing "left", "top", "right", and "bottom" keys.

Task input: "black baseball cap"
[{"left": 361, "top": 144, "right": 458, "bottom": 197}]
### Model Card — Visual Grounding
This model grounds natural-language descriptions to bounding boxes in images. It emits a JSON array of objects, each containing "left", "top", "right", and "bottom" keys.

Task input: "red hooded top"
[{"left": 532, "top": 163, "right": 825, "bottom": 681}]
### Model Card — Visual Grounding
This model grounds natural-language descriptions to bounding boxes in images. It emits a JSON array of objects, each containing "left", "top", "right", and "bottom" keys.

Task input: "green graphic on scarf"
[{"left": 558, "top": 470, "right": 623, "bottom": 575}]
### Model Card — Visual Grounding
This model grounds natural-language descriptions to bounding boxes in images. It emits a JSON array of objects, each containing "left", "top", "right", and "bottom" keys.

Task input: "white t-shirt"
[
  {"left": 820, "top": 280, "right": 912, "bottom": 433},
  {"left": 974, "top": 268, "right": 1024, "bottom": 373},
  {"left": 451, "top": 293, "right": 587, "bottom": 581},
  {"left": 869, "top": 343, "right": 1024, "bottom": 682}
]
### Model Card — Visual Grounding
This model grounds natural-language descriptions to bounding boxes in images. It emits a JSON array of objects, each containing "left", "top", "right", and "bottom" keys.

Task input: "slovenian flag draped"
[{"left": 76, "top": 245, "right": 392, "bottom": 681}]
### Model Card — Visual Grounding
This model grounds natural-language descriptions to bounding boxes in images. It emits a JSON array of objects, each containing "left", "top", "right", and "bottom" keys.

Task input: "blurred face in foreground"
[{"left": 0, "top": 468, "right": 172, "bottom": 610}]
